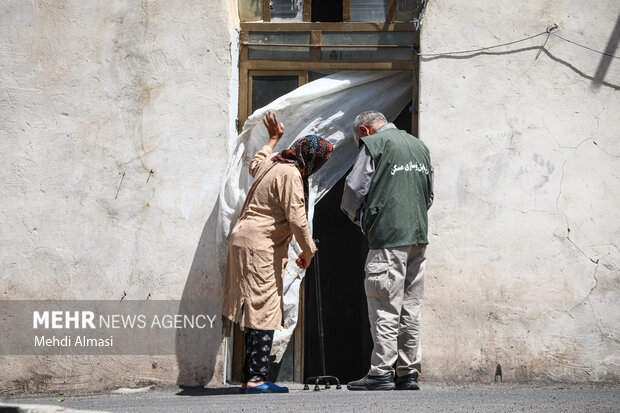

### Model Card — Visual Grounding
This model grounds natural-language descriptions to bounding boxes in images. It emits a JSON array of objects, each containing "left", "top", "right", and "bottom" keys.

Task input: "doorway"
[
  {"left": 304, "top": 175, "right": 371, "bottom": 383},
  {"left": 231, "top": 65, "right": 416, "bottom": 383}
]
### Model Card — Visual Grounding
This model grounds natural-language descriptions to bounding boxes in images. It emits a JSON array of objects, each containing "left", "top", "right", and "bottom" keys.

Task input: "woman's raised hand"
[{"left": 263, "top": 111, "right": 285, "bottom": 149}]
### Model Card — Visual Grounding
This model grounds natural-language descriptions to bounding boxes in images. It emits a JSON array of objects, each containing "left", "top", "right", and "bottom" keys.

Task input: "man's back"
[{"left": 360, "top": 128, "right": 433, "bottom": 249}]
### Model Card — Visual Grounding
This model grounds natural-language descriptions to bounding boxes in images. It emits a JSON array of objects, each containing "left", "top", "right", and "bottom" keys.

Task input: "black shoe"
[
  {"left": 347, "top": 372, "right": 395, "bottom": 391},
  {"left": 395, "top": 372, "right": 420, "bottom": 390}
]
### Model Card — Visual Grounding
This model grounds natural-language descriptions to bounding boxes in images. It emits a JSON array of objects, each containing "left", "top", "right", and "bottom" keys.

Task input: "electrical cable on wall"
[
  {"left": 548, "top": 31, "right": 620, "bottom": 59},
  {"left": 412, "top": 25, "right": 620, "bottom": 60}
]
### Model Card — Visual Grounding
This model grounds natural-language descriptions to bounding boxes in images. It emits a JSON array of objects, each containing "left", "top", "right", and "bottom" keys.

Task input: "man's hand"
[
  {"left": 295, "top": 251, "right": 313, "bottom": 270},
  {"left": 263, "top": 111, "right": 285, "bottom": 150}
]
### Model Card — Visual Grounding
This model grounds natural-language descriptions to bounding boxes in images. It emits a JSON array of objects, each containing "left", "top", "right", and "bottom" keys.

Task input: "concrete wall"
[
  {"left": 2, "top": 0, "right": 618, "bottom": 393},
  {"left": 1, "top": 0, "right": 238, "bottom": 392},
  {"left": 420, "top": 0, "right": 619, "bottom": 382}
]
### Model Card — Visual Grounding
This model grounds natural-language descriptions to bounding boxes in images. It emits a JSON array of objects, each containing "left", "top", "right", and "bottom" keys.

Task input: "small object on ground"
[
  {"left": 112, "top": 385, "right": 154, "bottom": 394},
  {"left": 495, "top": 364, "right": 503, "bottom": 382}
]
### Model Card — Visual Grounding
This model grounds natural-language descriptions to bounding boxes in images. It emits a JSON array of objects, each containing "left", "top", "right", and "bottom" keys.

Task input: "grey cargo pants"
[{"left": 364, "top": 244, "right": 426, "bottom": 377}]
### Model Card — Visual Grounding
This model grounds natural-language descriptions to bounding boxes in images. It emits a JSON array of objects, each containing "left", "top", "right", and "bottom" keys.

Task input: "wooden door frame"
[{"left": 231, "top": 20, "right": 420, "bottom": 384}]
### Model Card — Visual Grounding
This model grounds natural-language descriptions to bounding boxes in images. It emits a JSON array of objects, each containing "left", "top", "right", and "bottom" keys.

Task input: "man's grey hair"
[{"left": 352, "top": 111, "right": 388, "bottom": 137}]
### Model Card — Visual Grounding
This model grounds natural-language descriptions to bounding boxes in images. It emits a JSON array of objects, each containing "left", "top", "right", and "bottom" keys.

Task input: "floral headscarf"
[{"left": 274, "top": 135, "right": 333, "bottom": 212}]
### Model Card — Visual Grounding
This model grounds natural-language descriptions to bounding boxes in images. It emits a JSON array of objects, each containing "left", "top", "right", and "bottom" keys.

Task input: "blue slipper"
[{"left": 244, "top": 381, "right": 289, "bottom": 394}]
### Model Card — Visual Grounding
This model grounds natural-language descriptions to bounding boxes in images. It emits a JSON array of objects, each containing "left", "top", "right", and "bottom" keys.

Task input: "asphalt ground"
[{"left": 2, "top": 382, "right": 619, "bottom": 413}]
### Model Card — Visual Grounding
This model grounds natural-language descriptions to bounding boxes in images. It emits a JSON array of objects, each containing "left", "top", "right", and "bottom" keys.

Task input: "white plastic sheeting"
[{"left": 217, "top": 70, "right": 413, "bottom": 364}]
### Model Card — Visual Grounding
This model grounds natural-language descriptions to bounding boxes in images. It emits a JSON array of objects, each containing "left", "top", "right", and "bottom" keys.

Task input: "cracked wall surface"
[
  {"left": 0, "top": 0, "right": 238, "bottom": 393},
  {"left": 420, "top": 0, "right": 619, "bottom": 382}
]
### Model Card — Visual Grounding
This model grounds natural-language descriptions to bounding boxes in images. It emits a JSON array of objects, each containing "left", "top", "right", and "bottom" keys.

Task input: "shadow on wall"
[
  {"left": 421, "top": 46, "right": 620, "bottom": 91},
  {"left": 592, "top": 13, "right": 620, "bottom": 89},
  {"left": 175, "top": 198, "right": 226, "bottom": 386}
]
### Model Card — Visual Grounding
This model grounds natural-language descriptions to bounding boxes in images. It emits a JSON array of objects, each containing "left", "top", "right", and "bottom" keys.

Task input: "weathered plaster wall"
[
  {"left": 1, "top": 0, "right": 238, "bottom": 392},
  {"left": 421, "top": 0, "right": 619, "bottom": 382},
  {"left": 2, "top": 0, "right": 618, "bottom": 393}
]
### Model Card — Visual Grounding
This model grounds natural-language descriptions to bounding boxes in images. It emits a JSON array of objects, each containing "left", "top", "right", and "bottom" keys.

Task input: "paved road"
[{"left": 3, "top": 383, "right": 619, "bottom": 412}]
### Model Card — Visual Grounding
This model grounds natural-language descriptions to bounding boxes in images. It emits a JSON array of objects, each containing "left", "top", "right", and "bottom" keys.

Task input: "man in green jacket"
[{"left": 341, "top": 111, "right": 433, "bottom": 391}]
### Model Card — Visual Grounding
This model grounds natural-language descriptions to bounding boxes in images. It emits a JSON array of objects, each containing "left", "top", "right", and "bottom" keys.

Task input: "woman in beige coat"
[{"left": 221, "top": 112, "right": 333, "bottom": 393}]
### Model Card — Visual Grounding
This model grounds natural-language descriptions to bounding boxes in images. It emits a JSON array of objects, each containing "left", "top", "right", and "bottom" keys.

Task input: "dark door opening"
[
  {"left": 304, "top": 174, "right": 372, "bottom": 383},
  {"left": 304, "top": 101, "right": 412, "bottom": 383}
]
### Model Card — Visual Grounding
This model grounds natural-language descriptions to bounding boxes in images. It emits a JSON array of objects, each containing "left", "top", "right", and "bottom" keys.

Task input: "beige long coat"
[{"left": 221, "top": 144, "right": 317, "bottom": 331}]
